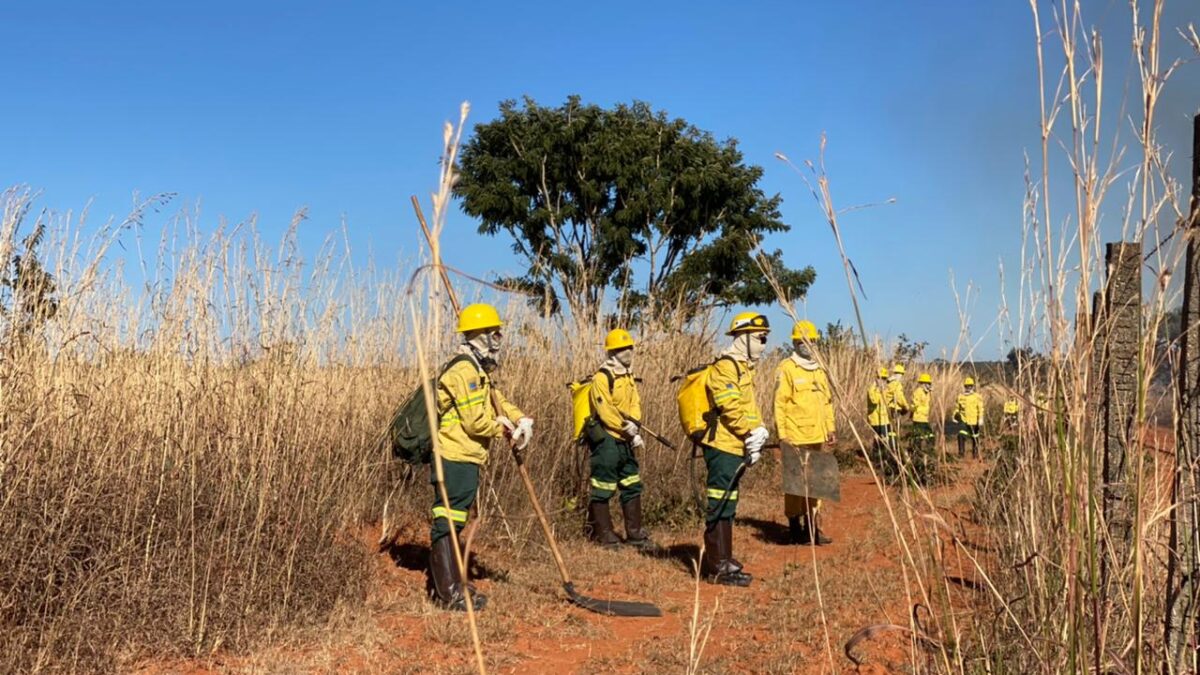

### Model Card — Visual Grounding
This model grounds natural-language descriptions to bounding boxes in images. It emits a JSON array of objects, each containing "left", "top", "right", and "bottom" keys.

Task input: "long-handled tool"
[
  {"left": 414, "top": 197, "right": 660, "bottom": 618},
  {"left": 620, "top": 412, "right": 678, "bottom": 451}
]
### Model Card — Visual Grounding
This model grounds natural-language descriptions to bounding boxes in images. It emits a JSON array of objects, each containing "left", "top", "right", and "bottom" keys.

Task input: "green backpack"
[{"left": 388, "top": 354, "right": 474, "bottom": 464}]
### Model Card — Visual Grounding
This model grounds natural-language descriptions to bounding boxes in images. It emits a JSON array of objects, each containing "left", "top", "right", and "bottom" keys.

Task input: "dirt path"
[{"left": 138, "top": 461, "right": 984, "bottom": 674}]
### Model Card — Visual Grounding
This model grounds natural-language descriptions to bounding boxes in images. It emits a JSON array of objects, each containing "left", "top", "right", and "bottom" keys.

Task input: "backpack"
[
  {"left": 675, "top": 356, "right": 741, "bottom": 442},
  {"left": 567, "top": 368, "right": 615, "bottom": 441},
  {"left": 388, "top": 354, "right": 474, "bottom": 464}
]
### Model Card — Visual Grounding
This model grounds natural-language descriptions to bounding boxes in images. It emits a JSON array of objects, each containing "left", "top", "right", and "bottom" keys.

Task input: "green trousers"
[
  {"left": 703, "top": 445, "right": 743, "bottom": 524},
  {"left": 586, "top": 422, "right": 643, "bottom": 503},
  {"left": 429, "top": 459, "right": 479, "bottom": 544}
]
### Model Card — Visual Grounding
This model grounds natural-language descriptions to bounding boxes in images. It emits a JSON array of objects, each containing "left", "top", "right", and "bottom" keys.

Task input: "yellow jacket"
[
  {"left": 1003, "top": 399, "right": 1020, "bottom": 416},
  {"left": 705, "top": 356, "right": 761, "bottom": 456},
  {"left": 911, "top": 386, "right": 931, "bottom": 424},
  {"left": 886, "top": 379, "right": 909, "bottom": 414},
  {"left": 589, "top": 367, "right": 642, "bottom": 438},
  {"left": 774, "top": 356, "right": 835, "bottom": 445},
  {"left": 436, "top": 354, "right": 525, "bottom": 465},
  {"left": 955, "top": 392, "right": 984, "bottom": 426},
  {"left": 867, "top": 384, "right": 890, "bottom": 427}
]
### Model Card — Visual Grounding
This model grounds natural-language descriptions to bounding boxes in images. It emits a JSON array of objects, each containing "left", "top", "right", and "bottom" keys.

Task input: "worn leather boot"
[
  {"left": 586, "top": 500, "right": 620, "bottom": 548},
  {"left": 429, "top": 536, "right": 486, "bottom": 612},
  {"left": 621, "top": 496, "right": 655, "bottom": 550},
  {"left": 700, "top": 522, "right": 722, "bottom": 578},
  {"left": 721, "top": 519, "right": 751, "bottom": 582},
  {"left": 810, "top": 512, "right": 832, "bottom": 546}
]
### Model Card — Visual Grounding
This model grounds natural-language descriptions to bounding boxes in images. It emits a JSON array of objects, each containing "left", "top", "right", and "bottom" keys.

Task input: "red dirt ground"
[{"left": 135, "top": 458, "right": 987, "bottom": 674}]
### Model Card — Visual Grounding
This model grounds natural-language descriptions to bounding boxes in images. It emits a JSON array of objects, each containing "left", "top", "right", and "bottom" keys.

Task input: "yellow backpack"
[
  {"left": 567, "top": 369, "right": 615, "bottom": 441},
  {"left": 675, "top": 356, "right": 740, "bottom": 442}
]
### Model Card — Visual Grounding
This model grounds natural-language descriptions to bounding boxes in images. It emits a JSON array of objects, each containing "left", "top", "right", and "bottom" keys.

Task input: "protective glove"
[
  {"left": 494, "top": 416, "right": 515, "bottom": 437},
  {"left": 745, "top": 426, "right": 770, "bottom": 448},
  {"left": 621, "top": 419, "right": 640, "bottom": 439},
  {"left": 511, "top": 417, "right": 534, "bottom": 450},
  {"left": 631, "top": 434, "right": 645, "bottom": 450},
  {"left": 747, "top": 448, "right": 763, "bottom": 466}
]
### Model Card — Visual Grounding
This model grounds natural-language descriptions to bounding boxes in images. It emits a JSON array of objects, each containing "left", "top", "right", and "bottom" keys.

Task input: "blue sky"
[{"left": 3, "top": 1, "right": 1197, "bottom": 358}]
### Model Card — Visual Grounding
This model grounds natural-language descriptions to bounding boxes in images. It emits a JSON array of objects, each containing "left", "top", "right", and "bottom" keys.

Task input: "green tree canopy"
[{"left": 453, "top": 95, "right": 815, "bottom": 323}]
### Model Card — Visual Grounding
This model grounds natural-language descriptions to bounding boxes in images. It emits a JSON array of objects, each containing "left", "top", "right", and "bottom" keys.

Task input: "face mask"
[
  {"left": 615, "top": 348, "right": 634, "bottom": 368},
  {"left": 794, "top": 341, "right": 813, "bottom": 359},
  {"left": 467, "top": 330, "right": 502, "bottom": 372},
  {"left": 747, "top": 333, "right": 767, "bottom": 361}
]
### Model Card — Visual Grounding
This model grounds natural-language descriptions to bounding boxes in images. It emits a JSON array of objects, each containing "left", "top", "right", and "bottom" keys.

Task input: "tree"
[{"left": 454, "top": 96, "right": 815, "bottom": 322}]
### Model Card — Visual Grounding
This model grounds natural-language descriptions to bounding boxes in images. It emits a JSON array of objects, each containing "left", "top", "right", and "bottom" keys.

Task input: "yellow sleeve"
[
  {"left": 773, "top": 362, "right": 795, "bottom": 441},
  {"left": 954, "top": 396, "right": 966, "bottom": 418},
  {"left": 628, "top": 379, "right": 643, "bottom": 422},
  {"left": 820, "top": 371, "right": 835, "bottom": 434},
  {"left": 895, "top": 385, "right": 910, "bottom": 412},
  {"left": 441, "top": 364, "right": 504, "bottom": 439},
  {"left": 588, "top": 370, "right": 624, "bottom": 433},
  {"left": 708, "top": 358, "right": 758, "bottom": 438},
  {"left": 491, "top": 385, "right": 525, "bottom": 422},
  {"left": 868, "top": 386, "right": 883, "bottom": 410}
]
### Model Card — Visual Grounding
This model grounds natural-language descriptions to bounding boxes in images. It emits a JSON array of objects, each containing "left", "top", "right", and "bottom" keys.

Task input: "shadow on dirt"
[
  {"left": 740, "top": 516, "right": 792, "bottom": 545},
  {"left": 384, "top": 542, "right": 508, "bottom": 582}
]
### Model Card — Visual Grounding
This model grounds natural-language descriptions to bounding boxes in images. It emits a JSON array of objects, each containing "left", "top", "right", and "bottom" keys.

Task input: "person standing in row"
[
  {"left": 429, "top": 304, "right": 533, "bottom": 612},
  {"left": 582, "top": 329, "right": 654, "bottom": 550},
  {"left": 885, "top": 364, "right": 910, "bottom": 449},
  {"left": 774, "top": 320, "right": 836, "bottom": 545},
  {"left": 700, "top": 312, "right": 771, "bottom": 587}
]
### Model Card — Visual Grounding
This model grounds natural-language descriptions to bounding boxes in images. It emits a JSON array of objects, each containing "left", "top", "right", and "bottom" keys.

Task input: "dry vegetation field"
[{"left": 3, "top": 1, "right": 1200, "bottom": 673}]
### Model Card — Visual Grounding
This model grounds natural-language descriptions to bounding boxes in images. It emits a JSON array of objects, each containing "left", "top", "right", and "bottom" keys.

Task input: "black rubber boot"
[
  {"left": 429, "top": 536, "right": 486, "bottom": 612},
  {"left": 705, "top": 519, "right": 751, "bottom": 587},
  {"left": 957, "top": 436, "right": 966, "bottom": 458},
  {"left": 586, "top": 500, "right": 621, "bottom": 548},
  {"left": 723, "top": 519, "right": 750, "bottom": 578},
  {"left": 788, "top": 516, "right": 806, "bottom": 545},
  {"left": 621, "top": 496, "right": 656, "bottom": 551}
]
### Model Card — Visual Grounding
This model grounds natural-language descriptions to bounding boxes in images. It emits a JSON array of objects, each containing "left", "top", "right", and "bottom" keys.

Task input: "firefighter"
[
  {"left": 700, "top": 311, "right": 771, "bottom": 587},
  {"left": 954, "top": 377, "right": 984, "bottom": 458},
  {"left": 428, "top": 303, "right": 533, "bottom": 612},
  {"left": 1002, "top": 397, "right": 1020, "bottom": 433},
  {"left": 774, "top": 320, "right": 836, "bottom": 545},
  {"left": 885, "top": 364, "right": 910, "bottom": 448},
  {"left": 582, "top": 328, "right": 654, "bottom": 550},
  {"left": 911, "top": 373, "right": 935, "bottom": 441},
  {"left": 867, "top": 367, "right": 891, "bottom": 455}
]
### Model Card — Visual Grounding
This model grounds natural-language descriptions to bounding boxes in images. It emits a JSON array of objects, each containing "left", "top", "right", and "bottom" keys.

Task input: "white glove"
[
  {"left": 621, "top": 419, "right": 640, "bottom": 438},
  {"left": 511, "top": 417, "right": 534, "bottom": 450},
  {"left": 747, "top": 448, "right": 763, "bottom": 466},
  {"left": 745, "top": 426, "right": 769, "bottom": 450},
  {"left": 631, "top": 434, "right": 645, "bottom": 449},
  {"left": 495, "top": 416, "right": 515, "bottom": 436}
]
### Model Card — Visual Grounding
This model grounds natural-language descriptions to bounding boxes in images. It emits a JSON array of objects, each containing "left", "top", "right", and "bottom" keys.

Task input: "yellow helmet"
[
  {"left": 604, "top": 328, "right": 635, "bottom": 351},
  {"left": 728, "top": 311, "right": 771, "bottom": 335},
  {"left": 456, "top": 303, "right": 503, "bottom": 333},
  {"left": 964, "top": 376, "right": 976, "bottom": 387},
  {"left": 918, "top": 373, "right": 932, "bottom": 384},
  {"left": 877, "top": 367, "right": 889, "bottom": 378},
  {"left": 791, "top": 320, "right": 818, "bottom": 341},
  {"left": 892, "top": 364, "right": 906, "bottom": 375}
]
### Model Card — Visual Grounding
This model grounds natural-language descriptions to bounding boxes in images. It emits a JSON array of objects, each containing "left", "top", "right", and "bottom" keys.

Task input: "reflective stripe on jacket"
[
  {"left": 436, "top": 357, "right": 525, "bottom": 465},
  {"left": 704, "top": 357, "right": 760, "bottom": 456},
  {"left": 589, "top": 368, "right": 642, "bottom": 437},
  {"left": 774, "top": 357, "right": 834, "bottom": 445}
]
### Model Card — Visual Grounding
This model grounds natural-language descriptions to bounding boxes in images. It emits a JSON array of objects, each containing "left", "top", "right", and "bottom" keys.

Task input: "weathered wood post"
[
  {"left": 1165, "top": 113, "right": 1200, "bottom": 674},
  {"left": 1099, "top": 243, "right": 1140, "bottom": 586}
]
